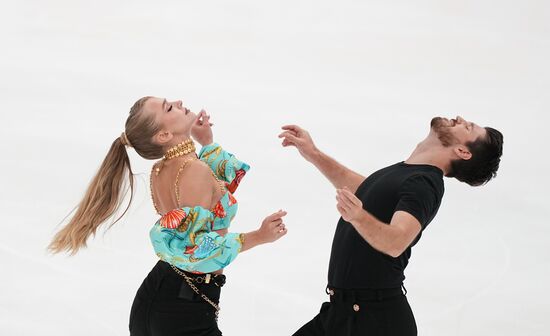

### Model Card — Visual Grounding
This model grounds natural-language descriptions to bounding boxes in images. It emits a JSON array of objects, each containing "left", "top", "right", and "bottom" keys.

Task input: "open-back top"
[{"left": 149, "top": 143, "right": 250, "bottom": 274}]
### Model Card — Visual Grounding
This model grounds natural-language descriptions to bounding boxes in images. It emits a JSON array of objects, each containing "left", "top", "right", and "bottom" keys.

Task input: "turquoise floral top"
[{"left": 149, "top": 143, "right": 250, "bottom": 274}]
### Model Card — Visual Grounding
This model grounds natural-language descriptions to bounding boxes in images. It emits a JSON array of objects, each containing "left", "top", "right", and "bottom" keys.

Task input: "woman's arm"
[
  {"left": 240, "top": 210, "right": 288, "bottom": 252},
  {"left": 176, "top": 162, "right": 286, "bottom": 254}
]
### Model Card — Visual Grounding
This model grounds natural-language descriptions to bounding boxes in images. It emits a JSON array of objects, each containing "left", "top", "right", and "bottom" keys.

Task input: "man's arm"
[
  {"left": 336, "top": 188, "right": 421, "bottom": 258},
  {"left": 279, "top": 125, "right": 366, "bottom": 193}
]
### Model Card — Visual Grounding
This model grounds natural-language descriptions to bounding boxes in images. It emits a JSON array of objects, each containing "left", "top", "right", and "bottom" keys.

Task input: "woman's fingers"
[
  {"left": 195, "top": 110, "right": 205, "bottom": 125},
  {"left": 272, "top": 218, "right": 283, "bottom": 226},
  {"left": 260, "top": 210, "right": 289, "bottom": 242},
  {"left": 273, "top": 210, "right": 287, "bottom": 220},
  {"left": 195, "top": 109, "right": 213, "bottom": 127},
  {"left": 267, "top": 210, "right": 287, "bottom": 222}
]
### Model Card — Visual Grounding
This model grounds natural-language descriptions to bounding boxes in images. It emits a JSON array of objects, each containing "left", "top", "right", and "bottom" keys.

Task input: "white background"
[{"left": 1, "top": 0, "right": 549, "bottom": 335}]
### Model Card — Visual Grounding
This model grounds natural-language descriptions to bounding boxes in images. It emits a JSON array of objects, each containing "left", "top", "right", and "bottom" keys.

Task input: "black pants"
[
  {"left": 293, "top": 287, "right": 417, "bottom": 336},
  {"left": 129, "top": 260, "right": 223, "bottom": 336}
]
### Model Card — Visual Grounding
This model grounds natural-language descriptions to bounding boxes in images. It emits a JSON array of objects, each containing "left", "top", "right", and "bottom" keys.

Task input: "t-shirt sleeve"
[{"left": 394, "top": 175, "right": 442, "bottom": 229}]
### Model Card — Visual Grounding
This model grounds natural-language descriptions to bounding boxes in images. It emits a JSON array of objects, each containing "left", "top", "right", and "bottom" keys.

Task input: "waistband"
[
  {"left": 157, "top": 259, "right": 226, "bottom": 287},
  {"left": 326, "top": 285, "right": 405, "bottom": 302}
]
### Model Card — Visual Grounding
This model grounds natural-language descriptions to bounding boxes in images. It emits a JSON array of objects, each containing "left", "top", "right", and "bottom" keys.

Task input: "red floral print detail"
[
  {"left": 227, "top": 169, "right": 246, "bottom": 193},
  {"left": 228, "top": 193, "right": 237, "bottom": 206},
  {"left": 184, "top": 245, "right": 198, "bottom": 255},
  {"left": 212, "top": 201, "right": 226, "bottom": 218},
  {"left": 160, "top": 209, "right": 187, "bottom": 229}
]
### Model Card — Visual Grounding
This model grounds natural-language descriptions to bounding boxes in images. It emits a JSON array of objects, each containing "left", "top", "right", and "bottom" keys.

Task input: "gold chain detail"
[
  {"left": 150, "top": 160, "right": 227, "bottom": 215},
  {"left": 150, "top": 156, "right": 200, "bottom": 215},
  {"left": 150, "top": 163, "right": 161, "bottom": 215},
  {"left": 150, "top": 139, "right": 224, "bottom": 317},
  {"left": 211, "top": 171, "right": 226, "bottom": 195},
  {"left": 169, "top": 264, "right": 220, "bottom": 315}
]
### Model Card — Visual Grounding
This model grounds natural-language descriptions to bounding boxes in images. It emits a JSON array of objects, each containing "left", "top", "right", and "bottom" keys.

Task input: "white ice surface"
[{"left": 1, "top": 0, "right": 549, "bottom": 335}]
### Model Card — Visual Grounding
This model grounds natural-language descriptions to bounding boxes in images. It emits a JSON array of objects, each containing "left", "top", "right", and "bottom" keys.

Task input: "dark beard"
[{"left": 431, "top": 117, "right": 457, "bottom": 147}]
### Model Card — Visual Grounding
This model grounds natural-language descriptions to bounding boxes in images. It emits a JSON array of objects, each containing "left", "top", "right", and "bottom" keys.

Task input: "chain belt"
[{"left": 169, "top": 264, "right": 221, "bottom": 318}]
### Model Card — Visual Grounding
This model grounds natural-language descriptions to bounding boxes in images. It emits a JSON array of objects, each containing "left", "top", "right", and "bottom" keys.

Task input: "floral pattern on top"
[{"left": 150, "top": 143, "right": 249, "bottom": 274}]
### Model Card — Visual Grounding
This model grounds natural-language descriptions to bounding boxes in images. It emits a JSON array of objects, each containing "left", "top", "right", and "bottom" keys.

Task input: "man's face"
[{"left": 431, "top": 116, "right": 487, "bottom": 147}]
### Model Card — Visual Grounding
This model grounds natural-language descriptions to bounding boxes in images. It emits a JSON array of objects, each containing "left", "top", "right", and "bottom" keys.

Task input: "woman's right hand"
[
  {"left": 191, "top": 109, "right": 214, "bottom": 146},
  {"left": 257, "top": 210, "right": 288, "bottom": 243},
  {"left": 240, "top": 210, "right": 288, "bottom": 252}
]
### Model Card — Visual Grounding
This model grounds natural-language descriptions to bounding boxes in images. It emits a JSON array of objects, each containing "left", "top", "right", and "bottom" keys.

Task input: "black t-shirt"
[{"left": 327, "top": 161, "right": 445, "bottom": 289}]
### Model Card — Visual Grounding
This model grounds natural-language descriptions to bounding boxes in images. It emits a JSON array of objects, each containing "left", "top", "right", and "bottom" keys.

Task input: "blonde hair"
[{"left": 48, "top": 96, "right": 164, "bottom": 255}]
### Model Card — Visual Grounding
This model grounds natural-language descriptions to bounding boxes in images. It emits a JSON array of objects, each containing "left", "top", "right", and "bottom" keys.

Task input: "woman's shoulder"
[{"left": 184, "top": 158, "right": 215, "bottom": 179}]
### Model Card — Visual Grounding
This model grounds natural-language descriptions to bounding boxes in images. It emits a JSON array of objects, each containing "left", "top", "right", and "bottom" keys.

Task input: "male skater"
[{"left": 278, "top": 116, "right": 503, "bottom": 336}]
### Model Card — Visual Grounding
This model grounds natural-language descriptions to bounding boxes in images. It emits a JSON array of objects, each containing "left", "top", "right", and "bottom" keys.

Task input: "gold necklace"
[
  {"left": 164, "top": 138, "right": 196, "bottom": 160},
  {"left": 152, "top": 138, "right": 196, "bottom": 177}
]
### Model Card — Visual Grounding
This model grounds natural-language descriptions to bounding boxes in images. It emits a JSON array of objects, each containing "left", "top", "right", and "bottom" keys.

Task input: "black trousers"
[
  {"left": 129, "top": 260, "right": 223, "bottom": 336},
  {"left": 293, "top": 287, "right": 417, "bottom": 336}
]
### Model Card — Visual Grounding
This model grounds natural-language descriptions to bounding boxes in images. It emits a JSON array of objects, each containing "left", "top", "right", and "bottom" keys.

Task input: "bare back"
[{"left": 150, "top": 157, "right": 226, "bottom": 220}]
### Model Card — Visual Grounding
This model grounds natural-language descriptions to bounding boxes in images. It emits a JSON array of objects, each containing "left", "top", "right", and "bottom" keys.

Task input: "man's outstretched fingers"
[
  {"left": 280, "top": 132, "right": 301, "bottom": 144},
  {"left": 282, "top": 139, "right": 293, "bottom": 147},
  {"left": 282, "top": 125, "right": 302, "bottom": 135},
  {"left": 278, "top": 131, "right": 299, "bottom": 139}
]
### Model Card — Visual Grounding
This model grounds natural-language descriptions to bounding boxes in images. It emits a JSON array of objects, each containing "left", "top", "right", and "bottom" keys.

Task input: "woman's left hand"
[
  {"left": 336, "top": 186, "right": 364, "bottom": 223},
  {"left": 191, "top": 109, "right": 214, "bottom": 146}
]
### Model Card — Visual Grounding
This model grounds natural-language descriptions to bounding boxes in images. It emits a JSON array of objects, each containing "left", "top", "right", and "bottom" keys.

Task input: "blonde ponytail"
[{"left": 48, "top": 137, "right": 134, "bottom": 255}]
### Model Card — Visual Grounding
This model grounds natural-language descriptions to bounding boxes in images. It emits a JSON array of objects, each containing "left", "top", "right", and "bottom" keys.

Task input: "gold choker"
[{"left": 164, "top": 138, "right": 196, "bottom": 160}]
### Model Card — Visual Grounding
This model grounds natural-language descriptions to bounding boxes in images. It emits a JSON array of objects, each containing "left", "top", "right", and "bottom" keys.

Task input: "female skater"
[{"left": 48, "top": 96, "right": 288, "bottom": 335}]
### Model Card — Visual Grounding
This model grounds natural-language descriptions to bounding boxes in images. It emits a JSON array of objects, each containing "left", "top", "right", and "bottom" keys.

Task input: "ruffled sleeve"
[
  {"left": 150, "top": 205, "right": 244, "bottom": 273},
  {"left": 198, "top": 143, "right": 250, "bottom": 193}
]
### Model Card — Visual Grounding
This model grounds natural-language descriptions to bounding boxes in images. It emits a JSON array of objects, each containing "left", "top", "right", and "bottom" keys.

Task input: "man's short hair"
[{"left": 447, "top": 127, "right": 504, "bottom": 186}]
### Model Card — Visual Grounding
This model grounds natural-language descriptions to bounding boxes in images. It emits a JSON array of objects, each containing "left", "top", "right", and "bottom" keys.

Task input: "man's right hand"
[
  {"left": 278, "top": 125, "right": 319, "bottom": 162},
  {"left": 278, "top": 124, "right": 366, "bottom": 193}
]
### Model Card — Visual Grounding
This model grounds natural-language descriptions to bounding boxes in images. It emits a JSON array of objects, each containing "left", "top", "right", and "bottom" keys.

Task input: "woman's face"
[{"left": 144, "top": 97, "right": 197, "bottom": 145}]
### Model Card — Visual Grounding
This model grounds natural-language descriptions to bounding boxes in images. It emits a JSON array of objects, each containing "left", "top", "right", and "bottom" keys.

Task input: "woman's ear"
[
  {"left": 155, "top": 131, "right": 173, "bottom": 146},
  {"left": 453, "top": 145, "right": 472, "bottom": 160}
]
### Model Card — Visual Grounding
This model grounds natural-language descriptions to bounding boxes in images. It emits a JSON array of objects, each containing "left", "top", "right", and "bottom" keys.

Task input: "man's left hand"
[{"left": 336, "top": 187, "right": 364, "bottom": 223}]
